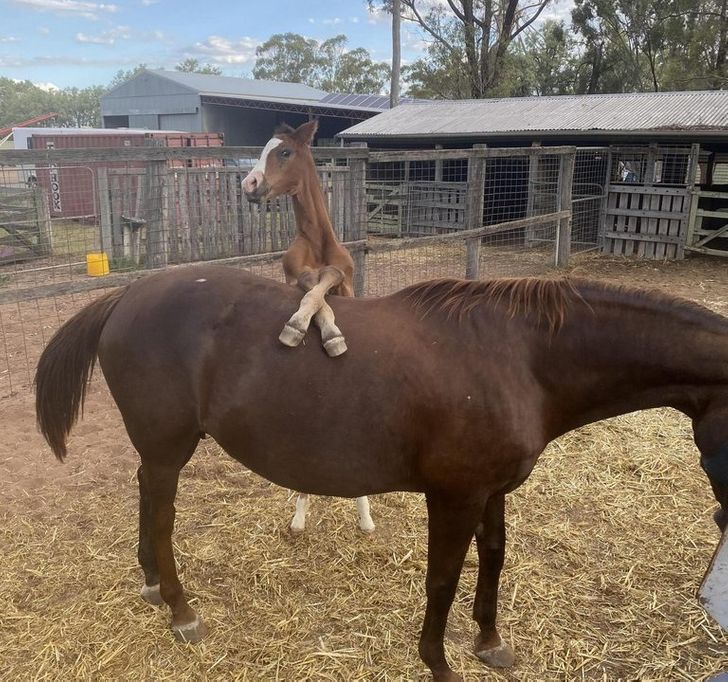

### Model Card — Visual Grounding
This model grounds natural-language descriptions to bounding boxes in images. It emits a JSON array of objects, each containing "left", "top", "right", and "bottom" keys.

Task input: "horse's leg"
[
  {"left": 694, "top": 402, "right": 728, "bottom": 531},
  {"left": 279, "top": 267, "right": 346, "bottom": 355},
  {"left": 290, "top": 493, "right": 309, "bottom": 534},
  {"left": 472, "top": 494, "right": 514, "bottom": 667},
  {"left": 419, "top": 492, "right": 484, "bottom": 682},
  {"left": 137, "top": 465, "right": 163, "bottom": 606},
  {"left": 356, "top": 496, "right": 375, "bottom": 533},
  {"left": 142, "top": 459, "right": 208, "bottom": 642}
]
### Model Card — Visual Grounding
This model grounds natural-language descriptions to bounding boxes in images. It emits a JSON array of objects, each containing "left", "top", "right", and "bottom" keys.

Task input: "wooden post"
[
  {"left": 555, "top": 151, "right": 576, "bottom": 268},
  {"left": 434, "top": 144, "right": 443, "bottom": 182},
  {"left": 144, "top": 160, "right": 168, "bottom": 268},
  {"left": 464, "top": 144, "right": 486, "bottom": 279},
  {"left": 681, "top": 143, "right": 701, "bottom": 259},
  {"left": 97, "top": 168, "right": 112, "bottom": 256},
  {"left": 33, "top": 187, "right": 52, "bottom": 255},
  {"left": 598, "top": 149, "right": 613, "bottom": 252},
  {"left": 347, "top": 142, "right": 368, "bottom": 296},
  {"left": 525, "top": 141, "right": 542, "bottom": 246}
]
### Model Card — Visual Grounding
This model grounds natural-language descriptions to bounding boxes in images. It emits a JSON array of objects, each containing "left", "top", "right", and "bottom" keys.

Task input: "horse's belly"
[{"left": 210, "top": 422, "right": 417, "bottom": 498}]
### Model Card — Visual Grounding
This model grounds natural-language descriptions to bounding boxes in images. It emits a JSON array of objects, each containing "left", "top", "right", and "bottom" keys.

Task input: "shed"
[
  {"left": 100, "top": 69, "right": 401, "bottom": 146},
  {"left": 340, "top": 91, "right": 728, "bottom": 259}
]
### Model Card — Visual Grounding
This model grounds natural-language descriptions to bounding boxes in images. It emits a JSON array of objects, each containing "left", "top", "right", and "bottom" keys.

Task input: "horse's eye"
[{"left": 280, "top": 149, "right": 292, "bottom": 159}]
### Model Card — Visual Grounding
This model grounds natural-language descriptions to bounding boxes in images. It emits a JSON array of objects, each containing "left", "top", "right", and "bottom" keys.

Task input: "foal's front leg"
[{"left": 279, "top": 267, "right": 347, "bottom": 356}]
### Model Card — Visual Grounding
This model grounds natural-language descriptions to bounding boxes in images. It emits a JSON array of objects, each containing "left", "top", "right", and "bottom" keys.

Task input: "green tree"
[
  {"left": 55, "top": 86, "right": 105, "bottom": 127},
  {"left": 372, "top": 0, "right": 553, "bottom": 98},
  {"left": 175, "top": 58, "right": 223, "bottom": 75},
  {"left": 108, "top": 64, "right": 149, "bottom": 90},
  {"left": 569, "top": 0, "right": 728, "bottom": 93},
  {"left": 253, "top": 33, "right": 321, "bottom": 84},
  {"left": 516, "top": 20, "right": 579, "bottom": 96},
  {"left": 253, "top": 33, "right": 389, "bottom": 93}
]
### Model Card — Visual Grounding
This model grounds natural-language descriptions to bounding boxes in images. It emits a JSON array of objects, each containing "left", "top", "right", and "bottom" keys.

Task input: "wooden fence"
[
  {"left": 602, "top": 144, "right": 699, "bottom": 259},
  {"left": 0, "top": 186, "right": 51, "bottom": 264}
]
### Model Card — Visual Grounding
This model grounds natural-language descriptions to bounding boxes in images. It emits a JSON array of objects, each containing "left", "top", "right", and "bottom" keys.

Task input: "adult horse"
[
  {"left": 35, "top": 267, "right": 728, "bottom": 681},
  {"left": 241, "top": 120, "right": 373, "bottom": 534}
]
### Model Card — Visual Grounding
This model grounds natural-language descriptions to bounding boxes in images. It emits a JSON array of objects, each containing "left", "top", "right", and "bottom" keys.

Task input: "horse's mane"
[{"left": 398, "top": 276, "right": 728, "bottom": 334}]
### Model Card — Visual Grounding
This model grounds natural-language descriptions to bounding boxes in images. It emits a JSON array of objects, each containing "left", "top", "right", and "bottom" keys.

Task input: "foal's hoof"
[
  {"left": 289, "top": 524, "right": 306, "bottom": 536},
  {"left": 323, "top": 335, "right": 347, "bottom": 357},
  {"left": 172, "top": 616, "right": 209, "bottom": 644},
  {"left": 140, "top": 583, "right": 164, "bottom": 606},
  {"left": 474, "top": 639, "right": 515, "bottom": 668},
  {"left": 279, "top": 324, "right": 305, "bottom": 348}
]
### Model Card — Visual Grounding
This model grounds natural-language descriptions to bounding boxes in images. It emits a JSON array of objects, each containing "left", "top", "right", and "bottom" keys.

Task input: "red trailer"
[{"left": 29, "top": 130, "right": 223, "bottom": 219}]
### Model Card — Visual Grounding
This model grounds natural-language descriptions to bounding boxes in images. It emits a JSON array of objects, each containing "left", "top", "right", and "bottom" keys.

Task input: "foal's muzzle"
[{"left": 242, "top": 170, "right": 268, "bottom": 204}]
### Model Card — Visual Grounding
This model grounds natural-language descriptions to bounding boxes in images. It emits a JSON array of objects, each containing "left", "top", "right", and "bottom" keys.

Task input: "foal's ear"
[
  {"left": 292, "top": 119, "right": 319, "bottom": 146},
  {"left": 274, "top": 123, "right": 295, "bottom": 136}
]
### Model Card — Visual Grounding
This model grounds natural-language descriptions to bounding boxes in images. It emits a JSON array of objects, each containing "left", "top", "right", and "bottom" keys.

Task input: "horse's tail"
[{"left": 35, "top": 287, "right": 128, "bottom": 462}]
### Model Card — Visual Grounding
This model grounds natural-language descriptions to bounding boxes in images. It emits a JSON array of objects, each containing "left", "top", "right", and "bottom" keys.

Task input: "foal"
[{"left": 241, "top": 121, "right": 373, "bottom": 534}]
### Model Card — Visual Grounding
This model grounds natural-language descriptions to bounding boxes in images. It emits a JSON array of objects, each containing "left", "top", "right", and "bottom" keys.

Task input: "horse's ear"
[
  {"left": 292, "top": 119, "right": 319, "bottom": 146},
  {"left": 274, "top": 123, "right": 295, "bottom": 136}
]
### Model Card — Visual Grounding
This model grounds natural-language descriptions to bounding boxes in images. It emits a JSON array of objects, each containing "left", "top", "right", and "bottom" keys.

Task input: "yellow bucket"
[{"left": 86, "top": 251, "right": 110, "bottom": 277}]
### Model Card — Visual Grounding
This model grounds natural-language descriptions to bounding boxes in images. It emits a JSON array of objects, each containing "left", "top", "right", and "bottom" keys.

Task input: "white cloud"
[
  {"left": 36, "top": 81, "right": 60, "bottom": 91},
  {"left": 141, "top": 0, "right": 158, "bottom": 4},
  {"left": 367, "top": 6, "right": 388, "bottom": 24},
  {"left": 187, "top": 35, "right": 260, "bottom": 65},
  {"left": 9, "top": 0, "right": 119, "bottom": 20},
  {"left": 350, "top": 17, "right": 359, "bottom": 23},
  {"left": 75, "top": 25, "right": 130, "bottom": 45},
  {"left": 11, "top": 77, "right": 58, "bottom": 90},
  {"left": 322, "top": 17, "right": 342, "bottom": 25},
  {"left": 39, "top": 26, "right": 50, "bottom": 34},
  {"left": 307, "top": 17, "right": 315, "bottom": 24},
  {"left": 0, "top": 36, "right": 21, "bottom": 43}
]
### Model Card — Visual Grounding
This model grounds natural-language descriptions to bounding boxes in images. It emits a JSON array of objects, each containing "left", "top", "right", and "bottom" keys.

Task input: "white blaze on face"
[{"left": 242, "top": 137, "right": 283, "bottom": 194}]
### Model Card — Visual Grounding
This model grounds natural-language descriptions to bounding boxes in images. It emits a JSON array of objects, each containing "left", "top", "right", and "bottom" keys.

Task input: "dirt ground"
[{"left": 1, "top": 252, "right": 728, "bottom": 680}]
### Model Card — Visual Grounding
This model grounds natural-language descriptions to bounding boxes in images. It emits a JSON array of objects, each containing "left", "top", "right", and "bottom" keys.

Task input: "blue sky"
[{"left": 0, "top": 0, "right": 574, "bottom": 90}]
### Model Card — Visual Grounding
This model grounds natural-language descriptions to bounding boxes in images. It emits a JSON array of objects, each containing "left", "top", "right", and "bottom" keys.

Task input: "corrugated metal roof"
[
  {"left": 338, "top": 91, "right": 728, "bottom": 139},
  {"left": 153, "top": 70, "right": 327, "bottom": 103}
]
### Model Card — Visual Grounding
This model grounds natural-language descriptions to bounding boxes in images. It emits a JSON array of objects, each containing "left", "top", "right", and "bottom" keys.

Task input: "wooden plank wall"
[
  {"left": 100, "top": 166, "right": 349, "bottom": 266},
  {"left": 407, "top": 181, "right": 466, "bottom": 235},
  {"left": 603, "top": 185, "right": 688, "bottom": 258}
]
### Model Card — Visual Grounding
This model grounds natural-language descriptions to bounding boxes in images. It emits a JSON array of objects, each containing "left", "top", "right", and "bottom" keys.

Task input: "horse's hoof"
[
  {"left": 474, "top": 639, "right": 515, "bottom": 668},
  {"left": 359, "top": 522, "right": 375, "bottom": 534},
  {"left": 279, "top": 324, "right": 305, "bottom": 347},
  {"left": 323, "top": 336, "right": 347, "bottom": 357},
  {"left": 172, "top": 616, "right": 208, "bottom": 644},
  {"left": 140, "top": 583, "right": 164, "bottom": 606},
  {"left": 289, "top": 524, "right": 305, "bottom": 536}
]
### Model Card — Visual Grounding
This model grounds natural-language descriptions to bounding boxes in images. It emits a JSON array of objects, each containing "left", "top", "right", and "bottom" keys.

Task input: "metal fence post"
[
  {"left": 465, "top": 144, "right": 487, "bottom": 279},
  {"left": 346, "top": 142, "right": 368, "bottom": 296},
  {"left": 555, "top": 152, "right": 576, "bottom": 268}
]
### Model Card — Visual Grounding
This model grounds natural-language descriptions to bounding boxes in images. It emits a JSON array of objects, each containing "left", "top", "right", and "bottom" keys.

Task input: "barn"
[
  {"left": 100, "top": 69, "right": 398, "bottom": 146},
  {"left": 339, "top": 91, "right": 728, "bottom": 259}
]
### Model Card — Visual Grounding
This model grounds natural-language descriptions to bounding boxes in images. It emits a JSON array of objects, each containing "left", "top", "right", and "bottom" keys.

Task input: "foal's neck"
[{"left": 292, "top": 165, "right": 339, "bottom": 258}]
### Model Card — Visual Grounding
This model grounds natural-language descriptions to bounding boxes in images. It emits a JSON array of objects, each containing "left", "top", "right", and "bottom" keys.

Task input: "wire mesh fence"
[{"left": 0, "top": 143, "right": 608, "bottom": 398}]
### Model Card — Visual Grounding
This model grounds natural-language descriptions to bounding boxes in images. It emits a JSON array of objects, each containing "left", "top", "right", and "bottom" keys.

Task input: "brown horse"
[
  {"left": 35, "top": 266, "right": 728, "bottom": 681},
  {"left": 241, "top": 121, "right": 372, "bottom": 533}
]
